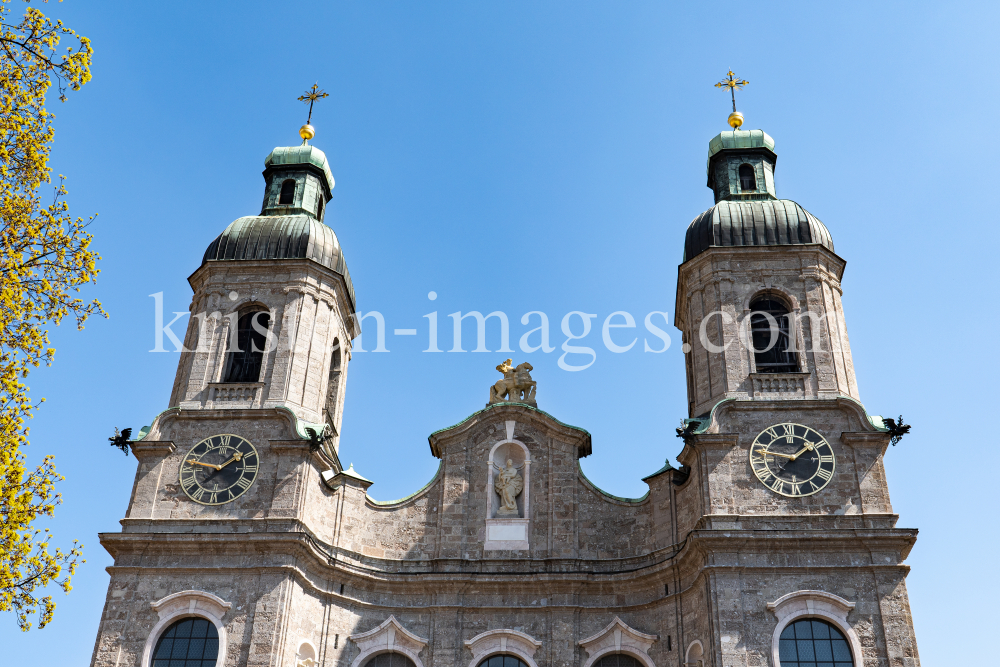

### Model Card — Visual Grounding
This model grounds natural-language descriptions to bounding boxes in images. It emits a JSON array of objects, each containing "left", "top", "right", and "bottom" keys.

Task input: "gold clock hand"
[
  {"left": 760, "top": 449, "right": 796, "bottom": 459},
  {"left": 186, "top": 459, "right": 221, "bottom": 470},
  {"left": 788, "top": 444, "right": 815, "bottom": 461},
  {"left": 218, "top": 451, "right": 244, "bottom": 469}
]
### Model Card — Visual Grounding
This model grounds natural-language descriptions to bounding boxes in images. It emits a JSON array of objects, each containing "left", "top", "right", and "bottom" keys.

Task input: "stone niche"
[{"left": 484, "top": 420, "right": 530, "bottom": 551}]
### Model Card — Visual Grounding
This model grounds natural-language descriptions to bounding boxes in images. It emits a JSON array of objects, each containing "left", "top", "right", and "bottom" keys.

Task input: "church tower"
[
  {"left": 669, "top": 86, "right": 921, "bottom": 665},
  {"left": 167, "top": 123, "right": 357, "bottom": 453}
]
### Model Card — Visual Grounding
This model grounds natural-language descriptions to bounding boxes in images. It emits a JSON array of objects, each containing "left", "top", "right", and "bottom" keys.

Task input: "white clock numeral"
[
  {"left": 236, "top": 477, "right": 252, "bottom": 490},
  {"left": 790, "top": 483, "right": 802, "bottom": 495},
  {"left": 181, "top": 475, "right": 195, "bottom": 490},
  {"left": 191, "top": 487, "right": 205, "bottom": 501},
  {"left": 209, "top": 493, "right": 218, "bottom": 504},
  {"left": 819, "top": 455, "right": 834, "bottom": 463},
  {"left": 781, "top": 424, "right": 795, "bottom": 436},
  {"left": 244, "top": 465, "right": 257, "bottom": 474},
  {"left": 816, "top": 467, "right": 833, "bottom": 481}
]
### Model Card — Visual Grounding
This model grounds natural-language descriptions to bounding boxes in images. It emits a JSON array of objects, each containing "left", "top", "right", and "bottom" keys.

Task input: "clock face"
[
  {"left": 179, "top": 434, "right": 259, "bottom": 505},
  {"left": 750, "top": 423, "right": 835, "bottom": 497}
]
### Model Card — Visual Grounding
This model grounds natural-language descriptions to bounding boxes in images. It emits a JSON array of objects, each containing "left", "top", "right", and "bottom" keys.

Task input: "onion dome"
[
  {"left": 200, "top": 140, "right": 356, "bottom": 311},
  {"left": 683, "top": 128, "right": 835, "bottom": 262},
  {"left": 683, "top": 199, "right": 834, "bottom": 262}
]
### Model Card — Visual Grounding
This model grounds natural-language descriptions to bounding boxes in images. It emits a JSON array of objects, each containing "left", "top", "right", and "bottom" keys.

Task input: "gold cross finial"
[
  {"left": 714, "top": 69, "right": 749, "bottom": 129},
  {"left": 296, "top": 83, "right": 329, "bottom": 143}
]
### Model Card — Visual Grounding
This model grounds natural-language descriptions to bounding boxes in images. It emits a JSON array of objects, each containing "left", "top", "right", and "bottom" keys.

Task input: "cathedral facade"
[{"left": 88, "top": 119, "right": 921, "bottom": 667}]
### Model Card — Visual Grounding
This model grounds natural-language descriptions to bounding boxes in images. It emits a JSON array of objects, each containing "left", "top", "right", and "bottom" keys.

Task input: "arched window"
[
  {"left": 223, "top": 310, "right": 270, "bottom": 383},
  {"left": 594, "top": 654, "right": 643, "bottom": 667},
  {"left": 779, "top": 618, "right": 853, "bottom": 666},
  {"left": 477, "top": 656, "right": 529, "bottom": 667},
  {"left": 151, "top": 617, "right": 219, "bottom": 666},
  {"left": 739, "top": 163, "right": 756, "bottom": 191},
  {"left": 325, "top": 338, "right": 343, "bottom": 424},
  {"left": 279, "top": 179, "right": 296, "bottom": 205},
  {"left": 316, "top": 195, "right": 325, "bottom": 221},
  {"left": 749, "top": 295, "right": 799, "bottom": 373},
  {"left": 363, "top": 653, "right": 417, "bottom": 667}
]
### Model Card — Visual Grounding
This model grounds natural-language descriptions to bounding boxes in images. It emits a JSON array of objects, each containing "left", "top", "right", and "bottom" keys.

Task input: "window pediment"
[
  {"left": 579, "top": 617, "right": 657, "bottom": 667},
  {"left": 465, "top": 629, "right": 542, "bottom": 667},
  {"left": 349, "top": 616, "right": 428, "bottom": 667}
]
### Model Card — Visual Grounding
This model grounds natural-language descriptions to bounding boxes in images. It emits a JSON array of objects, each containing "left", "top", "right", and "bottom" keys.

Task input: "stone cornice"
[
  {"left": 98, "top": 524, "right": 918, "bottom": 595},
  {"left": 130, "top": 440, "right": 176, "bottom": 460}
]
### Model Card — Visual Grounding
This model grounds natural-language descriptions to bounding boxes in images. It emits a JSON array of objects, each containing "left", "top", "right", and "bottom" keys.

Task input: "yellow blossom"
[{"left": 0, "top": 0, "right": 102, "bottom": 631}]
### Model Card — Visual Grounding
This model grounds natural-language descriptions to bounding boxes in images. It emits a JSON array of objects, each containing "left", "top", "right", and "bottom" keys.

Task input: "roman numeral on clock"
[
  {"left": 236, "top": 476, "right": 252, "bottom": 490},
  {"left": 816, "top": 467, "right": 833, "bottom": 482}
]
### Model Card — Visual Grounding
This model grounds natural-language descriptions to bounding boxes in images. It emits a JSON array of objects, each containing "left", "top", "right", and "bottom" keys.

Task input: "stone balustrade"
[
  {"left": 205, "top": 382, "right": 264, "bottom": 408},
  {"left": 749, "top": 372, "right": 811, "bottom": 398}
]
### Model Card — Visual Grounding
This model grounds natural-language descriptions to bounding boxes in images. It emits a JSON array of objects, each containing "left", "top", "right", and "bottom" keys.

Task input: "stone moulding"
[
  {"left": 130, "top": 441, "right": 176, "bottom": 460},
  {"left": 464, "top": 629, "right": 542, "bottom": 667},
  {"left": 349, "top": 616, "right": 428, "bottom": 667},
  {"left": 767, "top": 590, "right": 863, "bottom": 667},
  {"left": 142, "top": 590, "right": 232, "bottom": 667},
  {"left": 579, "top": 617, "right": 658, "bottom": 667}
]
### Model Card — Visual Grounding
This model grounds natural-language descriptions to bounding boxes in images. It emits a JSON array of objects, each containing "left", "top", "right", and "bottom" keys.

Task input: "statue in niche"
[
  {"left": 489, "top": 359, "right": 537, "bottom": 406},
  {"left": 493, "top": 458, "right": 524, "bottom": 517}
]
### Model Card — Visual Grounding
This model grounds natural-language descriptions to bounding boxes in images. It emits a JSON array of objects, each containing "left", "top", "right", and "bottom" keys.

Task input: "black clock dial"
[
  {"left": 179, "top": 434, "right": 259, "bottom": 505},
  {"left": 749, "top": 423, "right": 835, "bottom": 497}
]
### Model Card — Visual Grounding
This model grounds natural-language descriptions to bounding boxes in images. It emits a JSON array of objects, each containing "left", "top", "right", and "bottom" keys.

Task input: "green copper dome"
[
  {"left": 683, "top": 199, "right": 834, "bottom": 262},
  {"left": 264, "top": 144, "right": 335, "bottom": 193},
  {"left": 707, "top": 129, "right": 775, "bottom": 164}
]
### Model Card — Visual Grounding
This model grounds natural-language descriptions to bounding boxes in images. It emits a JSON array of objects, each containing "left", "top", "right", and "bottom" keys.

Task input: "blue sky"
[{"left": 3, "top": 1, "right": 998, "bottom": 664}]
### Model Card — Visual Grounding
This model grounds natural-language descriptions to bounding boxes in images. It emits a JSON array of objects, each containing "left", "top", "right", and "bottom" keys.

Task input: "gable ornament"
[{"left": 489, "top": 359, "right": 537, "bottom": 406}]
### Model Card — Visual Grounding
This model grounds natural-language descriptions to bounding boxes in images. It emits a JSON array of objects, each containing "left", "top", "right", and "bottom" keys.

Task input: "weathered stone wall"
[
  {"left": 170, "top": 259, "right": 353, "bottom": 426},
  {"left": 677, "top": 400, "right": 893, "bottom": 518},
  {"left": 676, "top": 245, "right": 858, "bottom": 418}
]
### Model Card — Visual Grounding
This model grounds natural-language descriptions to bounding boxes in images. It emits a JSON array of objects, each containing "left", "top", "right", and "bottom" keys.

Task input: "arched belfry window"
[
  {"left": 325, "top": 337, "right": 343, "bottom": 423},
  {"left": 477, "top": 656, "right": 530, "bottom": 667},
  {"left": 363, "top": 654, "right": 417, "bottom": 667},
  {"left": 739, "top": 163, "right": 757, "bottom": 191},
  {"left": 594, "top": 654, "right": 643, "bottom": 667},
  {"left": 151, "top": 617, "right": 219, "bottom": 666},
  {"left": 279, "top": 179, "right": 296, "bottom": 205},
  {"left": 749, "top": 295, "right": 799, "bottom": 373},
  {"left": 779, "top": 618, "right": 853, "bottom": 666},
  {"left": 223, "top": 309, "right": 270, "bottom": 383}
]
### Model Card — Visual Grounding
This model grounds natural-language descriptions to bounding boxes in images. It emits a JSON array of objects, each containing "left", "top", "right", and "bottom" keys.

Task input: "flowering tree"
[{"left": 0, "top": 0, "right": 102, "bottom": 630}]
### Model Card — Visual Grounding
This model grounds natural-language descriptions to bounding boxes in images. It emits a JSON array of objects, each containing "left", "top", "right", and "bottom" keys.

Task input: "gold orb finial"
[
  {"left": 297, "top": 83, "right": 329, "bottom": 144},
  {"left": 728, "top": 111, "right": 744, "bottom": 130}
]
